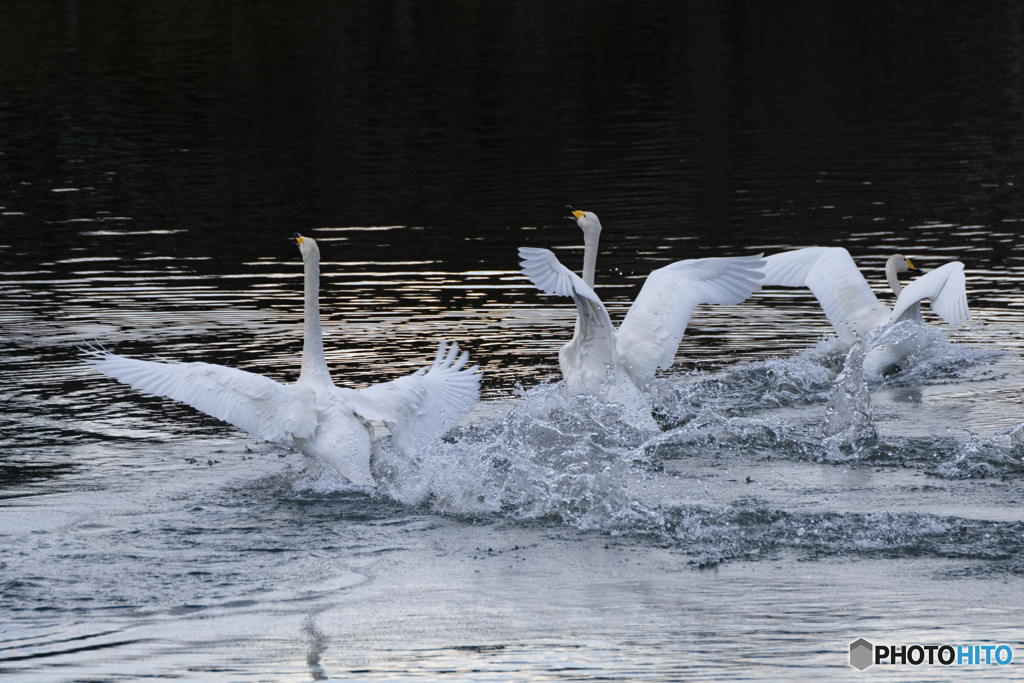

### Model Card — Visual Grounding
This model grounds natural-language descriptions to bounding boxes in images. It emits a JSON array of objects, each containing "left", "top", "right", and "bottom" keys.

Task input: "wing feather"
[
  {"left": 889, "top": 261, "right": 970, "bottom": 326},
  {"left": 615, "top": 255, "right": 765, "bottom": 386},
  {"left": 762, "top": 247, "right": 890, "bottom": 344},
  {"left": 518, "top": 247, "right": 603, "bottom": 304},
  {"left": 84, "top": 348, "right": 314, "bottom": 441},
  {"left": 518, "top": 246, "right": 619, "bottom": 392},
  {"left": 357, "top": 340, "right": 480, "bottom": 450}
]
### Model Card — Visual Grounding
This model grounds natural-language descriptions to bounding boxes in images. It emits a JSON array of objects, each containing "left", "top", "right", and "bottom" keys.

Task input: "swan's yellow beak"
[
  {"left": 293, "top": 232, "right": 304, "bottom": 245},
  {"left": 565, "top": 205, "right": 587, "bottom": 222},
  {"left": 906, "top": 258, "right": 917, "bottom": 271}
]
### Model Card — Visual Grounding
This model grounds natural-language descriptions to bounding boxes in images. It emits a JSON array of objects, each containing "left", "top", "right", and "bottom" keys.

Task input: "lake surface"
[{"left": 2, "top": 1, "right": 1024, "bottom": 680}]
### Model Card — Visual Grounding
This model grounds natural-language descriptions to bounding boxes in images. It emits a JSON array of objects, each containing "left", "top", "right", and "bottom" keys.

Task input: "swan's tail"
[
  {"left": 357, "top": 340, "right": 481, "bottom": 450},
  {"left": 417, "top": 339, "right": 481, "bottom": 435}
]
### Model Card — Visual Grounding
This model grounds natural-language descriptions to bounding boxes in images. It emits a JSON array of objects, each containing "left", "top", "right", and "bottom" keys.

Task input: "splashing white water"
[
  {"left": 276, "top": 328, "right": 1009, "bottom": 551},
  {"left": 823, "top": 343, "right": 878, "bottom": 459},
  {"left": 373, "top": 383, "right": 655, "bottom": 527},
  {"left": 934, "top": 422, "right": 1024, "bottom": 479}
]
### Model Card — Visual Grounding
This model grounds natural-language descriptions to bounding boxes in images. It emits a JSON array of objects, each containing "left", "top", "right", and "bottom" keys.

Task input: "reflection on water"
[{"left": 2, "top": 0, "right": 1024, "bottom": 680}]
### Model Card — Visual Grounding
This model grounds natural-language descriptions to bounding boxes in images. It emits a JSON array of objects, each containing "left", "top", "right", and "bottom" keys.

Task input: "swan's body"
[
  {"left": 519, "top": 208, "right": 765, "bottom": 413},
  {"left": 761, "top": 247, "right": 970, "bottom": 374},
  {"left": 86, "top": 234, "right": 480, "bottom": 486}
]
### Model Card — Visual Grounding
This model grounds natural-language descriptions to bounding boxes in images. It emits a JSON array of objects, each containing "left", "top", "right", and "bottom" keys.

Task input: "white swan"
[
  {"left": 761, "top": 247, "right": 970, "bottom": 374},
  {"left": 86, "top": 233, "right": 481, "bottom": 486},
  {"left": 518, "top": 207, "right": 765, "bottom": 412}
]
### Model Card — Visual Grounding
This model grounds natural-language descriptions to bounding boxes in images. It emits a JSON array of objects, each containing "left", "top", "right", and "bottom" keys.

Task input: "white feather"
[
  {"left": 616, "top": 254, "right": 765, "bottom": 386},
  {"left": 83, "top": 351, "right": 317, "bottom": 441},
  {"left": 889, "top": 261, "right": 970, "bottom": 326},
  {"left": 762, "top": 247, "right": 890, "bottom": 345}
]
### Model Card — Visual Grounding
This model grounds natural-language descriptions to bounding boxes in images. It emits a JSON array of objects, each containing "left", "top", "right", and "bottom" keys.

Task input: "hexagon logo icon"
[{"left": 850, "top": 638, "right": 873, "bottom": 670}]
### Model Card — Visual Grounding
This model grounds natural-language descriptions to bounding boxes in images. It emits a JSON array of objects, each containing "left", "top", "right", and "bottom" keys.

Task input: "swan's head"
[
  {"left": 292, "top": 232, "right": 320, "bottom": 262},
  {"left": 884, "top": 254, "right": 917, "bottom": 295},
  {"left": 887, "top": 254, "right": 917, "bottom": 274},
  {"left": 565, "top": 205, "right": 602, "bottom": 238}
]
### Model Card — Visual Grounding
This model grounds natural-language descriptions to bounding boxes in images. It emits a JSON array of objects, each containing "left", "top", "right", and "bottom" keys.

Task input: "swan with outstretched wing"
[
  {"left": 86, "top": 234, "right": 480, "bottom": 486},
  {"left": 518, "top": 207, "right": 764, "bottom": 411},
  {"left": 760, "top": 246, "right": 969, "bottom": 374}
]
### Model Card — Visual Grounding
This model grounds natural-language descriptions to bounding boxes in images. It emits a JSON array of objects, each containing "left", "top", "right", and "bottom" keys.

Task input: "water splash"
[
  {"left": 650, "top": 353, "right": 835, "bottom": 425},
  {"left": 865, "top": 328, "right": 1003, "bottom": 387},
  {"left": 933, "top": 422, "right": 1024, "bottom": 479},
  {"left": 264, "top": 334, "right": 1019, "bottom": 569},
  {"left": 823, "top": 343, "right": 878, "bottom": 459},
  {"left": 372, "top": 383, "right": 653, "bottom": 527}
]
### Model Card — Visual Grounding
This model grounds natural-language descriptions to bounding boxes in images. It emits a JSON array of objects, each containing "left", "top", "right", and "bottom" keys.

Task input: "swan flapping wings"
[
  {"left": 86, "top": 234, "right": 480, "bottom": 487},
  {"left": 761, "top": 247, "right": 969, "bottom": 345},
  {"left": 518, "top": 246, "right": 620, "bottom": 393},
  {"left": 518, "top": 242, "right": 765, "bottom": 392},
  {"left": 85, "top": 340, "right": 477, "bottom": 452}
]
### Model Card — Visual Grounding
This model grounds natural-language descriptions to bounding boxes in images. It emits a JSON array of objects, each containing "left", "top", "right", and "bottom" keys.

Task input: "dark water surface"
[{"left": 2, "top": 1, "right": 1024, "bottom": 680}]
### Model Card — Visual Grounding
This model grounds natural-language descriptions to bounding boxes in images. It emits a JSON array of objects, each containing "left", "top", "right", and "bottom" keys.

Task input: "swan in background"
[
  {"left": 518, "top": 207, "right": 765, "bottom": 414},
  {"left": 86, "top": 233, "right": 481, "bottom": 487},
  {"left": 761, "top": 247, "right": 970, "bottom": 375}
]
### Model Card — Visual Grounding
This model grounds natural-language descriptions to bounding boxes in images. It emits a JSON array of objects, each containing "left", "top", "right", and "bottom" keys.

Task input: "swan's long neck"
[
  {"left": 299, "top": 251, "right": 333, "bottom": 385},
  {"left": 582, "top": 227, "right": 600, "bottom": 289},
  {"left": 885, "top": 257, "right": 903, "bottom": 296}
]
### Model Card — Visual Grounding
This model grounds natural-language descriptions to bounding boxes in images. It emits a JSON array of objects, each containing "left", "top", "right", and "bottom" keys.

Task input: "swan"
[
  {"left": 760, "top": 247, "right": 970, "bottom": 374},
  {"left": 85, "top": 233, "right": 481, "bottom": 486},
  {"left": 518, "top": 207, "right": 765, "bottom": 412}
]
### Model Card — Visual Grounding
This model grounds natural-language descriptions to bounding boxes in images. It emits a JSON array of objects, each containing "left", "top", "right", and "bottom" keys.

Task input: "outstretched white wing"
[
  {"left": 357, "top": 340, "right": 480, "bottom": 449},
  {"left": 84, "top": 348, "right": 317, "bottom": 441},
  {"left": 518, "top": 246, "right": 619, "bottom": 393},
  {"left": 889, "top": 261, "right": 970, "bottom": 326},
  {"left": 761, "top": 247, "right": 890, "bottom": 344},
  {"left": 614, "top": 254, "right": 765, "bottom": 386}
]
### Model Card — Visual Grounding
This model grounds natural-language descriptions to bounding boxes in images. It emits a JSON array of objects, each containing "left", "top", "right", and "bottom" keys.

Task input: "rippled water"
[{"left": 3, "top": 1, "right": 1024, "bottom": 680}]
